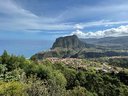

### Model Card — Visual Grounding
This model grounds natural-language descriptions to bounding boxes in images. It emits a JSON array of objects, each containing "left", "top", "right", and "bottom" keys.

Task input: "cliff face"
[
  {"left": 31, "top": 35, "right": 128, "bottom": 60},
  {"left": 52, "top": 35, "right": 88, "bottom": 49},
  {"left": 31, "top": 35, "right": 93, "bottom": 59}
]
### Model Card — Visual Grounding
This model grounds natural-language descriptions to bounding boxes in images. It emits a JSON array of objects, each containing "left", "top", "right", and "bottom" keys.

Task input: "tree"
[
  {"left": 67, "top": 86, "right": 96, "bottom": 96},
  {"left": 0, "top": 81, "right": 27, "bottom": 96},
  {"left": 1, "top": 50, "right": 10, "bottom": 64}
]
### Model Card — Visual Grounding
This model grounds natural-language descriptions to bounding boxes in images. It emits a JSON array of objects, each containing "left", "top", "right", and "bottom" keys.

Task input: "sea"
[{"left": 0, "top": 39, "right": 53, "bottom": 58}]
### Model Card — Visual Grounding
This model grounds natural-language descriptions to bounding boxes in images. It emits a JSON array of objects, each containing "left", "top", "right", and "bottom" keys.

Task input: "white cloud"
[
  {"left": 1, "top": 0, "right": 128, "bottom": 36},
  {"left": 74, "top": 24, "right": 84, "bottom": 29},
  {"left": 0, "top": 0, "right": 74, "bottom": 32},
  {"left": 74, "top": 20, "right": 128, "bottom": 28},
  {"left": 59, "top": 3, "right": 128, "bottom": 22},
  {"left": 71, "top": 25, "right": 128, "bottom": 38}
]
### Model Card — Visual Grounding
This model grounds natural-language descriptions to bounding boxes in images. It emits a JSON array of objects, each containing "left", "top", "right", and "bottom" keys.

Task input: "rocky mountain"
[
  {"left": 52, "top": 35, "right": 90, "bottom": 49},
  {"left": 31, "top": 35, "right": 128, "bottom": 60},
  {"left": 31, "top": 35, "right": 91, "bottom": 59}
]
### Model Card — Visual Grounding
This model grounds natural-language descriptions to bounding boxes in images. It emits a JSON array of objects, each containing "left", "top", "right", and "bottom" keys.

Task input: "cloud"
[
  {"left": 1, "top": 0, "right": 128, "bottom": 37},
  {"left": 71, "top": 25, "right": 128, "bottom": 38},
  {"left": 81, "top": 20, "right": 128, "bottom": 28},
  {"left": 0, "top": 0, "right": 40, "bottom": 31},
  {"left": 74, "top": 24, "right": 84, "bottom": 29},
  {"left": 58, "top": 2, "right": 128, "bottom": 22},
  {"left": 0, "top": 0, "right": 74, "bottom": 32}
]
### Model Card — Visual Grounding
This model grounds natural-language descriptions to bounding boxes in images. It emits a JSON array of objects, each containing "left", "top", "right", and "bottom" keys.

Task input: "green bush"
[
  {"left": 67, "top": 86, "right": 97, "bottom": 96},
  {"left": 0, "top": 81, "right": 27, "bottom": 96}
]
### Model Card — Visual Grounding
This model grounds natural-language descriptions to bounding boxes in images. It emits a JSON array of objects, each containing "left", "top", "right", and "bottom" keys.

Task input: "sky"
[
  {"left": 0, "top": 0, "right": 128, "bottom": 40},
  {"left": 1, "top": 0, "right": 128, "bottom": 56}
]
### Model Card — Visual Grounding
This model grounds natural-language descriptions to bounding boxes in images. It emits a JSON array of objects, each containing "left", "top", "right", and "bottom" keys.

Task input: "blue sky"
[{"left": 1, "top": 0, "right": 128, "bottom": 40}]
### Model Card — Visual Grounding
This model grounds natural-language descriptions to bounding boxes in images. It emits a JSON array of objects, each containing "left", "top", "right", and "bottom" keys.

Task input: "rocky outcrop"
[{"left": 52, "top": 35, "right": 89, "bottom": 49}]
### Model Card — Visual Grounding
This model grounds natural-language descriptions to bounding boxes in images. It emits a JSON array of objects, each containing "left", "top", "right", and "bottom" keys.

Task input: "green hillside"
[{"left": 0, "top": 51, "right": 128, "bottom": 96}]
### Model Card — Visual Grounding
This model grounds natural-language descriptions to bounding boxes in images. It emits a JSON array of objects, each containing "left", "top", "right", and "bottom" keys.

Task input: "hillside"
[
  {"left": 1, "top": 51, "right": 128, "bottom": 96},
  {"left": 81, "top": 36, "right": 128, "bottom": 49}
]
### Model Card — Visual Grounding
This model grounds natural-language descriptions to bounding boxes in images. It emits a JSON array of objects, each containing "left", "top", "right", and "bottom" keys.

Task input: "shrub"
[{"left": 0, "top": 81, "right": 27, "bottom": 96}]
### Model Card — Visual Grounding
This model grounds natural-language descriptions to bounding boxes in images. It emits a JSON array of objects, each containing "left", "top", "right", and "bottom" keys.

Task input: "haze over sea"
[{"left": 0, "top": 39, "right": 53, "bottom": 57}]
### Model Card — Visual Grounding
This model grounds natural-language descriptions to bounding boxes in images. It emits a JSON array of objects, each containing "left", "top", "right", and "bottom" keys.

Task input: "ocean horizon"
[{"left": 0, "top": 39, "right": 53, "bottom": 58}]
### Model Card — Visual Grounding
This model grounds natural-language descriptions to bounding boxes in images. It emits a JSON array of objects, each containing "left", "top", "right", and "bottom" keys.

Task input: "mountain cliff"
[
  {"left": 52, "top": 35, "right": 89, "bottom": 49},
  {"left": 31, "top": 35, "right": 91, "bottom": 59},
  {"left": 31, "top": 35, "right": 128, "bottom": 60}
]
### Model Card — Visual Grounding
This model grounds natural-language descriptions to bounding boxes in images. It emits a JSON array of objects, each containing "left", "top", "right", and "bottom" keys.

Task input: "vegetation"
[
  {"left": 108, "top": 58, "right": 128, "bottom": 68},
  {"left": 0, "top": 50, "right": 128, "bottom": 96}
]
